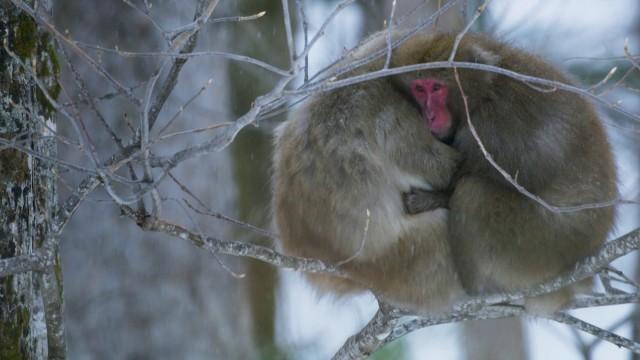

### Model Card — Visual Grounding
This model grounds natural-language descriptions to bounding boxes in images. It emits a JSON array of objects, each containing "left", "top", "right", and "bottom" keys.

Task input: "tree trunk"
[
  {"left": 462, "top": 319, "right": 528, "bottom": 360},
  {"left": 0, "top": 1, "right": 64, "bottom": 359},
  {"left": 225, "top": 0, "right": 289, "bottom": 358}
]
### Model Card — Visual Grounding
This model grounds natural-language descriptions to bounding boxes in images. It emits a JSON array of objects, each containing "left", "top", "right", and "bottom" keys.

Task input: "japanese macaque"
[
  {"left": 272, "top": 31, "right": 464, "bottom": 313},
  {"left": 394, "top": 33, "right": 618, "bottom": 312}
]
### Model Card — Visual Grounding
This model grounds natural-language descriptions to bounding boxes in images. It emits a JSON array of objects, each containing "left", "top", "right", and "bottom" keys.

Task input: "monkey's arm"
[{"left": 402, "top": 188, "right": 450, "bottom": 215}]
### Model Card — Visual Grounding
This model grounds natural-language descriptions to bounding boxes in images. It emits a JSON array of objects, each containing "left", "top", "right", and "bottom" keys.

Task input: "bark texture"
[{"left": 0, "top": 1, "right": 62, "bottom": 359}]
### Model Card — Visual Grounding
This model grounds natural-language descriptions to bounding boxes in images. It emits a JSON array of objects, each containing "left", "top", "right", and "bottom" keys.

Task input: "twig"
[
  {"left": 624, "top": 38, "right": 640, "bottom": 71},
  {"left": 588, "top": 66, "right": 618, "bottom": 92},
  {"left": 604, "top": 266, "right": 640, "bottom": 288},
  {"left": 170, "top": 198, "right": 245, "bottom": 279},
  {"left": 121, "top": 0, "right": 167, "bottom": 41},
  {"left": 9, "top": 0, "right": 142, "bottom": 105},
  {"left": 58, "top": 43, "right": 125, "bottom": 150},
  {"left": 158, "top": 122, "right": 232, "bottom": 141},
  {"left": 448, "top": 0, "right": 492, "bottom": 62},
  {"left": 165, "top": 0, "right": 220, "bottom": 41},
  {"left": 296, "top": 0, "right": 310, "bottom": 82},
  {"left": 294, "top": 61, "right": 640, "bottom": 124},
  {"left": 59, "top": 81, "right": 146, "bottom": 107},
  {"left": 452, "top": 61, "right": 622, "bottom": 213},
  {"left": 157, "top": 78, "right": 215, "bottom": 135},
  {"left": 208, "top": 11, "right": 266, "bottom": 24},
  {"left": 548, "top": 313, "right": 640, "bottom": 354},
  {"left": 149, "top": 75, "right": 295, "bottom": 169},
  {"left": 148, "top": 0, "right": 220, "bottom": 129},
  {"left": 74, "top": 43, "right": 289, "bottom": 76},
  {"left": 335, "top": 209, "right": 370, "bottom": 266},
  {"left": 167, "top": 171, "right": 278, "bottom": 240},
  {"left": 141, "top": 59, "right": 169, "bottom": 216},
  {"left": 184, "top": 199, "right": 278, "bottom": 240},
  {"left": 383, "top": 0, "right": 397, "bottom": 70},
  {"left": 281, "top": 0, "right": 295, "bottom": 68},
  {"left": 308, "top": 0, "right": 461, "bottom": 85},
  {"left": 297, "top": 0, "right": 358, "bottom": 62}
]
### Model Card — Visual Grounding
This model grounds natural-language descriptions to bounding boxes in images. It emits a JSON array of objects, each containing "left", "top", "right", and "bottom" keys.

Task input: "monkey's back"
[
  {"left": 274, "top": 78, "right": 420, "bottom": 266},
  {"left": 425, "top": 33, "right": 620, "bottom": 310},
  {"left": 272, "top": 72, "right": 462, "bottom": 310}
]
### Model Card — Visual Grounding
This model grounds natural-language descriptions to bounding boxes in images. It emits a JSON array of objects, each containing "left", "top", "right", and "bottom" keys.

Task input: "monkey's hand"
[{"left": 402, "top": 188, "right": 450, "bottom": 215}]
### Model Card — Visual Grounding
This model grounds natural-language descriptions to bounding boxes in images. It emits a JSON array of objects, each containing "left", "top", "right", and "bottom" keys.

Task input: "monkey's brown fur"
[
  {"left": 393, "top": 33, "right": 618, "bottom": 312},
  {"left": 273, "top": 32, "right": 463, "bottom": 313}
]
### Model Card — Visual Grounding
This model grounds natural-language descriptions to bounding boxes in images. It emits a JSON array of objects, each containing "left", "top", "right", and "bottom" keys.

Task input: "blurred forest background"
[{"left": 28, "top": 0, "right": 640, "bottom": 359}]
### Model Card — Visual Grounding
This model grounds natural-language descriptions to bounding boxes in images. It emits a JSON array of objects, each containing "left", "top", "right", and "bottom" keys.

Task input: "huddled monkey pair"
[{"left": 272, "top": 31, "right": 617, "bottom": 314}]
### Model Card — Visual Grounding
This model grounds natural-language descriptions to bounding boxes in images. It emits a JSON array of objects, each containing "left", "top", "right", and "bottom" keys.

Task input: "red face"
[{"left": 410, "top": 78, "right": 452, "bottom": 140}]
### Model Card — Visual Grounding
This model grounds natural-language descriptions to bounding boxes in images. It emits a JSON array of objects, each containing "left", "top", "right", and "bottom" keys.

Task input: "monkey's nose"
[{"left": 423, "top": 106, "right": 435, "bottom": 123}]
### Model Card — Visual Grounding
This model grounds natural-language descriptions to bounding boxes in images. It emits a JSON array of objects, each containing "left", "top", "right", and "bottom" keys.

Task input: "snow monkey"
[
  {"left": 395, "top": 32, "right": 617, "bottom": 312},
  {"left": 273, "top": 31, "right": 463, "bottom": 313},
  {"left": 274, "top": 30, "right": 617, "bottom": 314}
]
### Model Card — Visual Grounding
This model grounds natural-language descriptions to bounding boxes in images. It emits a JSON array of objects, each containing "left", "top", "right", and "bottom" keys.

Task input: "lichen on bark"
[{"left": 1, "top": 1, "right": 61, "bottom": 359}]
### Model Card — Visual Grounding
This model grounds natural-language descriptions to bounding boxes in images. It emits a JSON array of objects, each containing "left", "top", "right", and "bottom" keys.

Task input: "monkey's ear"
[{"left": 470, "top": 44, "right": 500, "bottom": 82}]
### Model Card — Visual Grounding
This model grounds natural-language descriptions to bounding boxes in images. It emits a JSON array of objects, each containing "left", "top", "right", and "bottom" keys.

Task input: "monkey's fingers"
[{"left": 402, "top": 189, "right": 449, "bottom": 215}]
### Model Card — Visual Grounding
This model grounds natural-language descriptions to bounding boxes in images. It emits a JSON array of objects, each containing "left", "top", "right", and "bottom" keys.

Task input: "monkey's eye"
[
  {"left": 432, "top": 83, "right": 442, "bottom": 92},
  {"left": 414, "top": 85, "right": 425, "bottom": 93}
]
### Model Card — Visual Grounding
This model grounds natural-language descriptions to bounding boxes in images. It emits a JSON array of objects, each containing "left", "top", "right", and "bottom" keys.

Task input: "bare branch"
[
  {"left": 9, "top": 0, "right": 142, "bottom": 105},
  {"left": 157, "top": 78, "right": 216, "bottom": 135},
  {"left": 307, "top": 0, "right": 460, "bottom": 86},
  {"left": 50, "top": 0, "right": 221, "bottom": 234},
  {"left": 624, "top": 38, "right": 640, "bottom": 71},
  {"left": 183, "top": 199, "right": 278, "bottom": 240},
  {"left": 448, "top": 0, "right": 492, "bottom": 62},
  {"left": 295, "top": 0, "right": 309, "bottom": 82},
  {"left": 121, "top": 0, "right": 167, "bottom": 40},
  {"left": 148, "top": 0, "right": 220, "bottom": 129},
  {"left": 120, "top": 206, "right": 344, "bottom": 277},
  {"left": 588, "top": 66, "right": 618, "bottom": 92},
  {"left": 149, "top": 76, "right": 295, "bottom": 167},
  {"left": 383, "top": 0, "right": 397, "bottom": 70},
  {"left": 165, "top": 0, "right": 220, "bottom": 41},
  {"left": 548, "top": 313, "right": 640, "bottom": 354},
  {"left": 74, "top": 43, "right": 290, "bottom": 76},
  {"left": 332, "top": 303, "right": 402, "bottom": 360},
  {"left": 0, "top": 253, "right": 44, "bottom": 278},
  {"left": 281, "top": 0, "right": 295, "bottom": 68},
  {"left": 58, "top": 43, "right": 126, "bottom": 150},
  {"left": 385, "top": 305, "right": 525, "bottom": 346},
  {"left": 299, "top": 60, "right": 640, "bottom": 123},
  {"left": 298, "top": 0, "right": 357, "bottom": 62},
  {"left": 207, "top": 11, "right": 266, "bottom": 24},
  {"left": 569, "top": 293, "right": 640, "bottom": 309},
  {"left": 456, "top": 228, "right": 640, "bottom": 312}
]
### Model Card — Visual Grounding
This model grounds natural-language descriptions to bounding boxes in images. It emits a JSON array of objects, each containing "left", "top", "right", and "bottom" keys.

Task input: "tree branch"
[
  {"left": 0, "top": 253, "right": 44, "bottom": 278},
  {"left": 119, "top": 206, "right": 345, "bottom": 277}
]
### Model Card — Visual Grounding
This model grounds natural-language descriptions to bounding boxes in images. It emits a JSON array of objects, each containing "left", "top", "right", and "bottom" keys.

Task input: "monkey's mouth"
[
  {"left": 423, "top": 110, "right": 452, "bottom": 144},
  {"left": 422, "top": 108, "right": 437, "bottom": 128},
  {"left": 426, "top": 114, "right": 437, "bottom": 127}
]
